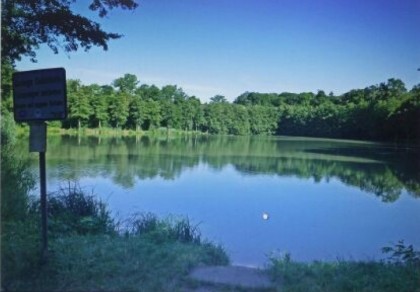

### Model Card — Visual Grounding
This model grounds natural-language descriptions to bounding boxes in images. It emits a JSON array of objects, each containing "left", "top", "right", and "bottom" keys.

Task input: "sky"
[{"left": 16, "top": 0, "right": 420, "bottom": 102}]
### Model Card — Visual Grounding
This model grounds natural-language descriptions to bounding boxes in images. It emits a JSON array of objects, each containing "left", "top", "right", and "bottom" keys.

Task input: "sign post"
[{"left": 13, "top": 68, "right": 67, "bottom": 263}]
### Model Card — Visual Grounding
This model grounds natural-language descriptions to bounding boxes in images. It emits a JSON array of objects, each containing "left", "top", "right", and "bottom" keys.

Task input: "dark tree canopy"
[{"left": 1, "top": 0, "right": 138, "bottom": 64}]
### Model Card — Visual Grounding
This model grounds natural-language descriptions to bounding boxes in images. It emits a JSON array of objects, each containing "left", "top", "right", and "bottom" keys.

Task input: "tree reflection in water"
[{"left": 31, "top": 135, "right": 420, "bottom": 202}]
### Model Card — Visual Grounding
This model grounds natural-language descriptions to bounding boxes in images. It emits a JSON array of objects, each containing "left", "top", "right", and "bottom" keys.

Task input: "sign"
[
  {"left": 29, "top": 122, "right": 47, "bottom": 152},
  {"left": 13, "top": 68, "right": 67, "bottom": 122}
]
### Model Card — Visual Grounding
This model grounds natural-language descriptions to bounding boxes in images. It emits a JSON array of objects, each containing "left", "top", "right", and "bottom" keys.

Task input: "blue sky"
[{"left": 16, "top": 0, "right": 420, "bottom": 102}]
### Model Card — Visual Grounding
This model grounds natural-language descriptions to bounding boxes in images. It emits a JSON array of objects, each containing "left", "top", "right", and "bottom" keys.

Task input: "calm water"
[{"left": 23, "top": 134, "right": 420, "bottom": 266}]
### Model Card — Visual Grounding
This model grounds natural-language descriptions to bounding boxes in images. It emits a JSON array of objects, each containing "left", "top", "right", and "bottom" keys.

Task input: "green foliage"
[
  {"left": 0, "top": 138, "right": 228, "bottom": 291},
  {"left": 382, "top": 240, "right": 420, "bottom": 266},
  {"left": 1, "top": 114, "right": 38, "bottom": 288},
  {"left": 210, "top": 94, "right": 227, "bottom": 103},
  {"left": 0, "top": 59, "right": 14, "bottom": 112},
  {"left": 108, "top": 91, "right": 130, "bottom": 128},
  {"left": 1, "top": 221, "right": 41, "bottom": 291},
  {"left": 7, "top": 70, "right": 417, "bottom": 142},
  {"left": 1, "top": 0, "right": 138, "bottom": 64},
  {"left": 47, "top": 183, "right": 115, "bottom": 236},
  {"left": 113, "top": 73, "right": 139, "bottom": 94},
  {"left": 16, "top": 233, "right": 228, "bottom": 292},
  {"left": 269, "top": 252, "right": 420, "bottom": 291},
  {"left": 87, "top": 84, "right": 109, "bottom": 128},
  {"left": 2, "top": 186, "right": 229, "bottom": 291},
  {"left": 124, "top": 213, "right": 202, "bottom": 244},
  {"left": 1, "top": 112, "right": 35, "bottom": 222},
  {"left": 67, "top": 79, "right": 92, "bottom": 129}
]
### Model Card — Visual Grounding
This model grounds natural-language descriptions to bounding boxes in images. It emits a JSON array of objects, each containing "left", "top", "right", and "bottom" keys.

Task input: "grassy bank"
[
  {"left": 268, "top": 252, "right": 420, "bottom": 292},
  {"left": 2, "top": 182, "right": 420, "bottom": 292},
  {"left": 1, "top": 185, "right": 228, "bottom": 291},
  {"left": 3, "top": 234, "right": 228, "bottom": 291}
]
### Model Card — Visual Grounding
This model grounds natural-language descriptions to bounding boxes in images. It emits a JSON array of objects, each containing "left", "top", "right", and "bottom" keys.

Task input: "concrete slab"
[{"left": 189, "top": 266, "right": 274, "bottom": 290}]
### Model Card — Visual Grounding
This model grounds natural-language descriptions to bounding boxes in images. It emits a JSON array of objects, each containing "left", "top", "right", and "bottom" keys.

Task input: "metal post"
[
  {"left": 30, "top": 122, "right": 48, "bottom": 263},
  {"left": 39, "top": 151, "right": 48, "bottom": 262}
]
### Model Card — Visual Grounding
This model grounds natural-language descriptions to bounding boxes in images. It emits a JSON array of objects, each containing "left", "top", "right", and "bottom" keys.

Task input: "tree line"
[
  {"left": 2, "top": 71, "right": 419, "bottom": 142},
  {"left": 2, "top": 1, "right": 418, "bottom": 142},
  {"left": 65, "top": 74, "right": 419, "bottom": 142}
]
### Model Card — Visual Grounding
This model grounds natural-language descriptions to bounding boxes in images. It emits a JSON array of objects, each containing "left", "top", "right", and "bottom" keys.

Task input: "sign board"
[
  {"left": 29, "top": 122, "right": 47, "bottom": 152},
  {"left": 13, "top": 68, "right": 67, "bottom": 122}
]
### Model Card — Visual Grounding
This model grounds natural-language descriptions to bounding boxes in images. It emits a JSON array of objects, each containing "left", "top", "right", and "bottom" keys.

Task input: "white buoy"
[{"left": 262, "top": 212, "right": 269, "bottom": 220}]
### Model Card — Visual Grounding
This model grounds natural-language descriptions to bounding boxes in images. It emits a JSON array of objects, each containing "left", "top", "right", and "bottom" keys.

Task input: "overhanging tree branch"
[{"left": 1, "top": 0, "right": 139, "bottom": 64}]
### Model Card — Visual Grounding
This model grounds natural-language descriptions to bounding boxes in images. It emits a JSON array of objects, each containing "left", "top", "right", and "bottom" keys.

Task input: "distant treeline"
[{"left": 2, "top": 69, "right": 419, "bottom": 142}]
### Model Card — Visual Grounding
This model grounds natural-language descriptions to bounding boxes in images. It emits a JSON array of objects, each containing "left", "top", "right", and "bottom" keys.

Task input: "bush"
[
  {"left": 1, "top": 112, "right": 35, "bottom": 222},
  {"left": 47, "top": 183, "right": 115, "bottom": 236},
  {"left": 123, "top": 213, "right": 202, "bottom": 244},
  {"left": 1, "top": 221, "right": 41, "bottom": 290},
  {"left": 382, "top": 240, "right": 420, "bottom": 267},
  {"left": 269, "top": 251, "right": 420, "bottom": 291}
]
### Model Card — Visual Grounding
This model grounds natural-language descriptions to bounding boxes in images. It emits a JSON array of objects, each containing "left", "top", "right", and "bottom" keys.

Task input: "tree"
[
  {"left": 67, "top": 80, "right": 91, "bottom": 130},
  {"left": 113, "top": 74, "right": 139, "bottom": 94},
  {"left": 248, "top": 106, "right": 279, "bottom": 135},
  {"left": 187, "top": 96, "right": 203, "bottom": 131},
  {"left": 128, "top": 94, "right": 144, "bottom": 131},
  {"left": 210, "top": 95, "right": 227, "bottom": 103},
  {"left": 142, "top": 100, "right": 161, "bottom": 130},
  {"left": 0, "top": 60, "right": 14, "bottom": 113},
  {"left": 137, "top": 84, "right": 160, "bottom": 101},
  {"left": 153, "top": 85, "right": 186, "bottom": 130},
  {"left": 109, "top": 91, "right": 129, "bottom": 128},
  {"left": 87, "top": 84, "right": 109, "bottom": 128},
  {"left": 203, "top": 102, "right": 229, "bottom": 134},
  {"left": 228, "top": 105, "right": 250, "bottom": 135},
  {"left": 1, "top": 0, "right": 138, "bottom": 64}
]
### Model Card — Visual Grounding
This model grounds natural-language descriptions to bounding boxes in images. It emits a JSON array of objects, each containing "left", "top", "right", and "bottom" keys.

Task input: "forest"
[{"left": 2, "top": 65, "right": 419, "bottom": 142}]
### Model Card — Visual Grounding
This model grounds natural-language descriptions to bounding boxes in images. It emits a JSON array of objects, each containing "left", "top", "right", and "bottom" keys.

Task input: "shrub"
[
  {"left": 1, "top": 221, "right": 41, "bottom": 290},
  {"left": 1, "top": 112, "right": 36, "bottom": 222},
  {"left": 123, "top": 213, "right": 202, "bottom": 244},
  {"left": 382, "top": 240, "right": 420, "bottom": 267},
  {"left": 47, "top": 183, "right": 115, "bottom": 236},
  {"left": 269, "top": 250, "right": 420, "bottom": 291}
]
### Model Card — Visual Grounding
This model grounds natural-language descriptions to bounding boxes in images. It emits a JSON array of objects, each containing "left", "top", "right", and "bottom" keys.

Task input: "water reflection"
[{"left": 23, "top": 134, "right": 418, "bottom": 202}]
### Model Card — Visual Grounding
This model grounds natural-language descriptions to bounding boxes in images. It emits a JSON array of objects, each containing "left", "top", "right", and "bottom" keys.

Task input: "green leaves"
[
  {"left": 382, "top": 240, "right": 420, "bottom": 266},
  {"left": 1, "top": 0, "right": 138, "bottom": 63}
]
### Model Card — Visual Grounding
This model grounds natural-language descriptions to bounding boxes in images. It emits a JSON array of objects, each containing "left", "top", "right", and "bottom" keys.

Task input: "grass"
[
  {"left": 1, "top": 184, "right": 229, "bottom": 292},
  {"left": 5, "top": 234, "right": 227, "bottom": 292},
  {"left": 2, "top": 218, "right": 228, "bottom": 292},
  {"left": 268, "top": 252, "right": 420, "bottom": 292}
]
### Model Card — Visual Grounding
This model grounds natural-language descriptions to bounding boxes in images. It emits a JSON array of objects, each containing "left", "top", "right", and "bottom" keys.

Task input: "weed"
[
  {"left": 47, "top": 183, "right": 115, "bottom": 236},
  {"left": 122, "top": 212, "right": 202, "bottom": 244},
  {"left": 382, "top": 240, "right": 420, "bottom": 266},
  {"left": 2, "top": 183, "right": 229, "bottom": 291},
  {"left": 268, "top": 250, "right": 420, "bottom": 292}
]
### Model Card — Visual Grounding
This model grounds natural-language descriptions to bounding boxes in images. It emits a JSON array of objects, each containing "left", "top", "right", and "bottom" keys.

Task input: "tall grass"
[
  {"left": 123, "top": 213, "right": 202, "bottom": 244},
  {"left": 47, "top": 183, "right": 115, "bottom": 236},
  {"left": 268, "top": 250, "right": 420, "bottom": 292},
  {"left": 1, "top": 182, "right": 229, "bottom": 291}
]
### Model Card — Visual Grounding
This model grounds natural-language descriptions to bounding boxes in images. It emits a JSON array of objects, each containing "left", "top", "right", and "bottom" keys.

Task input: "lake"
[{"left": 22, "top": 134, "right": 420, "bottom": 266}]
